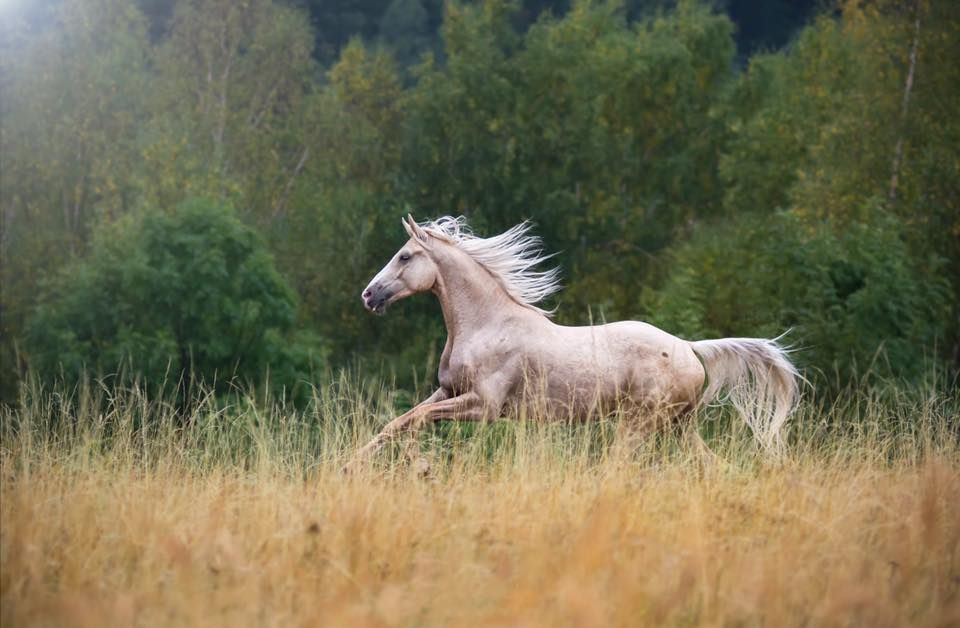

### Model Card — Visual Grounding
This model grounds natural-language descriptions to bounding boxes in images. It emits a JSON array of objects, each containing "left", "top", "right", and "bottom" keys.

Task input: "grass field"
[{"left": 2, "top": 376, "right": 958, "bottom": 627}]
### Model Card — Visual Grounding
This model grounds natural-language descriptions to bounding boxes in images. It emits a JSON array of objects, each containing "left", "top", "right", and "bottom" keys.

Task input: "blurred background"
[{"left": 1, "top": 0, "right": 956, "bottom": 407}]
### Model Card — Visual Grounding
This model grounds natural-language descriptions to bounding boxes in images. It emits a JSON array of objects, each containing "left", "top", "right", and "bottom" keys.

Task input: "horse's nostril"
[{"left": 362, "top": 289, "right": 372, "bottom": 299}]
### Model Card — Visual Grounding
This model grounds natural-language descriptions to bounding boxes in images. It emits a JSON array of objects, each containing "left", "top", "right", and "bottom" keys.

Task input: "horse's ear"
[
  {"left": 401, "top": 215, "right": 415, "bottom": 237},
  {"left": 402, "top": 214, "right": 430, "bottom": 246}
]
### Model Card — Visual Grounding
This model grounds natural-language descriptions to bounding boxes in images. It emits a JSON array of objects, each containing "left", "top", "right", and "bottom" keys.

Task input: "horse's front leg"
[
  {"left": 343, "top": 389, "right": 487, "bottom": 472},
  {"left": 346, "top": 387, "right": 449, "bottom": 465}
]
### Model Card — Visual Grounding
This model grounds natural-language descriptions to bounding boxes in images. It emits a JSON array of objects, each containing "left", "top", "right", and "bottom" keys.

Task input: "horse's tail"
[{"left": 690, "top": 336, "right": 800, "bottom": 454}]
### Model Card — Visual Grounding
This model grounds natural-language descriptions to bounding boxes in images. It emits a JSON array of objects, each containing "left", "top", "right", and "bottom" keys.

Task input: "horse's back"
[{"left": 553, "top": 320, "right": 697, "bottom": 366}]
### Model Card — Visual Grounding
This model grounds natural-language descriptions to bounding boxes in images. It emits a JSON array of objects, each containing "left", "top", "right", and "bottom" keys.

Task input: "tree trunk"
[{"left": 888, "top": 3, "right": 922, "bottom": 204}]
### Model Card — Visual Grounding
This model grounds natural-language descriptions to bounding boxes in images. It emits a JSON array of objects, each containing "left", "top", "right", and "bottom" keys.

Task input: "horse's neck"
[{"left": 431, "top": 246, "right": 527, "bottom": 341}]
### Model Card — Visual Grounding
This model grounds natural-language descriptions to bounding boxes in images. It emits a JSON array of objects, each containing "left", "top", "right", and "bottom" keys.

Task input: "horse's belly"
[{"left": 508, "top": 323, "right": 704, "bottom": 420}]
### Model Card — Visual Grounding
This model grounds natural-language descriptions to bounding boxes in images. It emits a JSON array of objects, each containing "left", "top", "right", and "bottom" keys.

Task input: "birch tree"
[{"left": 145, "top": 0, "right": 316, "bottom": 225}]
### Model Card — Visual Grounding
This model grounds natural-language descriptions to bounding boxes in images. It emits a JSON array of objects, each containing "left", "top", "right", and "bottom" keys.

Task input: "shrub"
[
  {"left": 643, "top": 206, "right": 953, "bottom": 389},
  {"left": 26, "top": 198, "right": 326, "bottom": 400}
]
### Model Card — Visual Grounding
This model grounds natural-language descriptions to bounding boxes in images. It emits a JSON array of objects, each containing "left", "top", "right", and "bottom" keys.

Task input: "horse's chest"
[{"left": 439, "top": 337, "right": 513, "bottom": 392}]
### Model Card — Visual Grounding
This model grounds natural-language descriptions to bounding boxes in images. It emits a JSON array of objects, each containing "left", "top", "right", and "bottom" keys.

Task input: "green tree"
[
  {"left": 644, "top": 207, "right": 952, "bottom": 389},
  {"left": 143, "top": 0, "right": 316, "bottom": 226},
  {"left": 402, "top": 0, "right": 737, "bottom": 319},
  {"left": 379, "top": 0, "right": 434, "bottom": 69},
  {"left": 277, "top": 41, "right": 439, "bottom": 370},
  {"left": 26, "top": 198, "right": 325, "bottom": 399},
  {"left": 0, "top": 0, "right": 151, "bottom": 402},
  {"left": 718, "top": 0, "right": 960, "bottom": 369}
]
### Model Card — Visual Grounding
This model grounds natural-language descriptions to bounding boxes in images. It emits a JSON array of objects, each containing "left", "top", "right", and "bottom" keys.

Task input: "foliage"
[
  {"left": 26, "top": 199, "right": 325, "bottom": 397},
  {"left": 1, "top": 0, "right": 958, "bottom": 404},
  {"left": 0, "top": 0, "right": 151, "bottom": 400},
  {"left": 645, "top": 207, "right": 953, "bottom": 387},
  {"left": 274, "top": 40, "right": 447, "bottom": 371},
  {"left": 144, "top": 0, "right": 317, "bottom": 223},
  {"left": 713, "top": 0, "right": 960, "bottom": 380},
  {"left": 288, "top": 0, "right": 815, "bottom": 65},
  {"left": 402, "top": 0, "right": 737, "bottom": 317}
]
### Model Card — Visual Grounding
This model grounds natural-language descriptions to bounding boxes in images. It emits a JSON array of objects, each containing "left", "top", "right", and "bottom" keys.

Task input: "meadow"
[
  {"left": 1, "top": 375, "right": 958, "bottom": 627},
  {"left": 2, "top": 2, "right": 958, "bottom": 625}
]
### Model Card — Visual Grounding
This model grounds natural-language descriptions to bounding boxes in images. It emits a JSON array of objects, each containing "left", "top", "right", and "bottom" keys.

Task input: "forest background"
[{"left": 1, "top": 0, "right": 957, "bottom": 408}]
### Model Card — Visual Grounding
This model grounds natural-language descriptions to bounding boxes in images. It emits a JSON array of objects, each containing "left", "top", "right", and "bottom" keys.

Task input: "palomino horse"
[{"left": 349, "top": 215, "right": 799, "bottom": 466}]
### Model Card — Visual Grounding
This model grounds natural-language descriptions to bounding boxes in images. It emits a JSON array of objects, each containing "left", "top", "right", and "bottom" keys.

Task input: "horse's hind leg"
[
  {"left": 612, "top": 404, "right": 668, "bottom": 460},
  {"left": 682, "top": 422, "right": 718, "bottom": 467},
  {"left": 612, "top": 418, "right": 655, "bottom": 460},
  {"left": 614, "top": 396, "right": 715, "bottom": 464},
  {"left": 675, "top": 403, "right": 718, "bottom": 468}
]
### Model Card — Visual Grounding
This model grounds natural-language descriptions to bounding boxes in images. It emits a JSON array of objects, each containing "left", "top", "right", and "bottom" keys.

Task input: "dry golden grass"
[{"left": 2, "top": 378, "right": 958, "bottom": 627}]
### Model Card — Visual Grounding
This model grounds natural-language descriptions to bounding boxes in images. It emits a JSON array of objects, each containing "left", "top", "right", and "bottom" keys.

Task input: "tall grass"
[{"left": 2, "top": 374, "right": 958, "bottom": 627}]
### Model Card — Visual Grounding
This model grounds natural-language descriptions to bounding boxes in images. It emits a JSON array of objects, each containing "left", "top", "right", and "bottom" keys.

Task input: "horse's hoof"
[{"left": 412, "top": 457, "right": 432, "bottom": 480}]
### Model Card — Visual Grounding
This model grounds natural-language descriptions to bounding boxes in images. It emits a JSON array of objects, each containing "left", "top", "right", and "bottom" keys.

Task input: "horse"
[{"left": 347, "top": 215, "right": 799, "bottom": 468}]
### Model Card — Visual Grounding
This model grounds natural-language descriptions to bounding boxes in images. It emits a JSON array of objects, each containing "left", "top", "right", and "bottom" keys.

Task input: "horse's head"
[{"left": 362, "top": 215, "right": 439, "bottom": 315}]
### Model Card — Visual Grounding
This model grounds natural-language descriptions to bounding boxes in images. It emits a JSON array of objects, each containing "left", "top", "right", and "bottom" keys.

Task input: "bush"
[
  {"left": 26, "top": 198, "right": 326, "bottom": 400},
  {"left": 643, "top": 206, "right": 953, "bottom": 389}
]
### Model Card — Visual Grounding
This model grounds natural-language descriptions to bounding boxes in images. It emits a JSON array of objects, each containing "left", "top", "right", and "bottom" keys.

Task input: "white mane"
[{"left": 420, "top": 216, "right": 562, "bottom": 316}]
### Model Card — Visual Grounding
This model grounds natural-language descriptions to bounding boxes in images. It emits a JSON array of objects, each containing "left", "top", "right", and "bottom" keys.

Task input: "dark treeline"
[
  {"left": 1, "top": 0, "right": 957, "bottom": 407},
  {"left": 138, "top": 0, "right": 819, "bottom": 65}
]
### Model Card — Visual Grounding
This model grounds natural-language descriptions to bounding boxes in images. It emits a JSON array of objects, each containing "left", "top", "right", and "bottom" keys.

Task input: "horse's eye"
[{"left": 399, "top": 253, "right": 411, "bottom": 262}]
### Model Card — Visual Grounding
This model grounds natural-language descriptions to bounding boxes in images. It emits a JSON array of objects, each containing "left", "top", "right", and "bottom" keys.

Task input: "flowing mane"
[{"left": 419, "top": 216, "right": 562, "bottom": 316}]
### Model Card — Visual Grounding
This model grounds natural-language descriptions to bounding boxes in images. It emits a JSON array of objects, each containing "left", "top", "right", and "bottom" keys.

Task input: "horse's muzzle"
[{"left": 362, "top": 286, "right": 392, "bottom": 315}]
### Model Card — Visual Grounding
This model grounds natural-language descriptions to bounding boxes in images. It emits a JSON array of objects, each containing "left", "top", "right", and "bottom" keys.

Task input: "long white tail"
[{"left": 690, "top": 337, "right": 800, "bottom": 453}]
